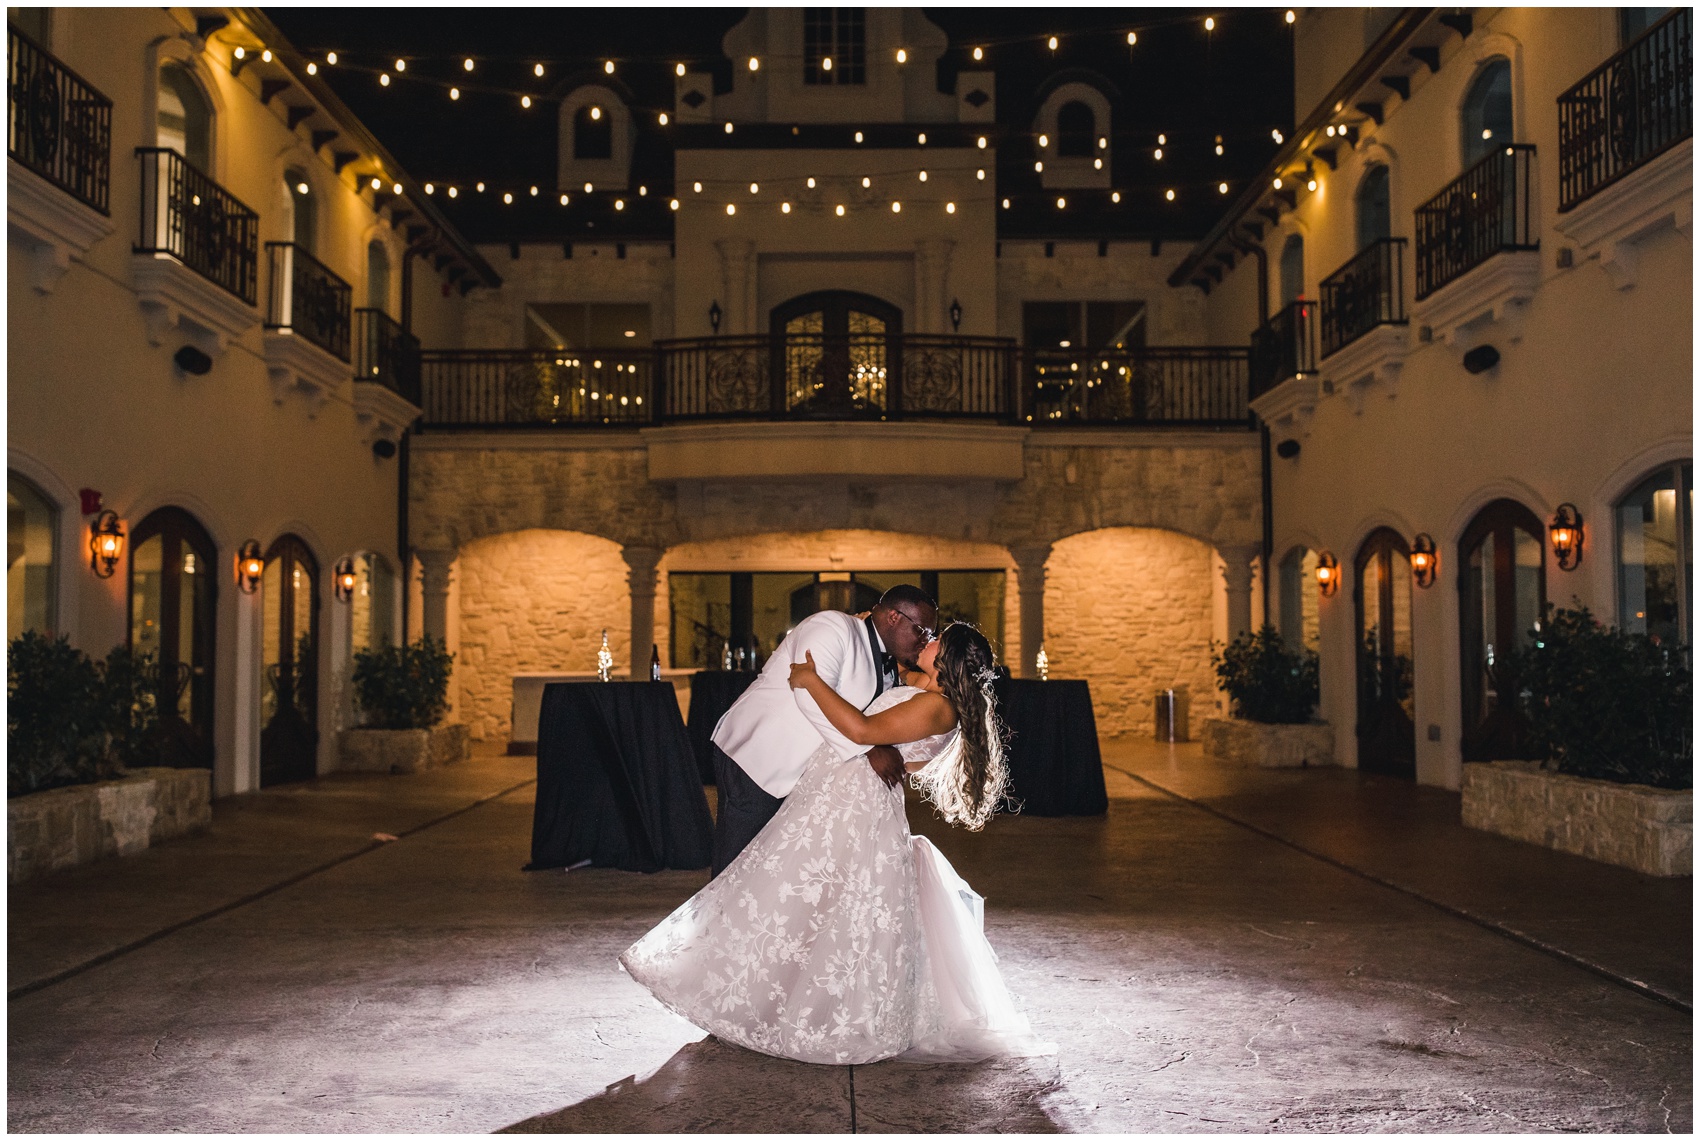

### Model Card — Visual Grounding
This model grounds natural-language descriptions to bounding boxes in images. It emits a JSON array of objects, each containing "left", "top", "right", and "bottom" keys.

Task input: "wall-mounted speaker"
[
  {"left": 173, "top": 345, "right": 212, "bottom": 375},
  {"left": 1462, "top": 344, "right": 1501, "bottom": 374}
]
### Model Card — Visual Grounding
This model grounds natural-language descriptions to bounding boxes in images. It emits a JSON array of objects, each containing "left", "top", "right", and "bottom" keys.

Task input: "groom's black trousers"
[{"left": 710, "top": 744, "right": 783, "bottom": 878}]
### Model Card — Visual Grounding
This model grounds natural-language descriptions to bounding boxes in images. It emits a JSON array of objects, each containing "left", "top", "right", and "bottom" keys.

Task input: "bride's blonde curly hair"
[{"left": 909, "top": 622, "right": 1010, "bottom": 831}]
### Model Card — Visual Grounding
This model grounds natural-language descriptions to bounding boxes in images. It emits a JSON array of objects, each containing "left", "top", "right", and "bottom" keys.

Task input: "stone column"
[
  {"left": 715, "top": 239, "right": 757, "bottom": 335},
  {"left": 1010, "top": 543, "right": 1052, "bottom": 679},
  {"left": 1220, "top": 544, "right": 1260, "bottom": 640},
  {"left": 416, "top": 549, "right": 455, "bottom": 644},
  {"left": 623, "top": 545, "right": 663, "bottom": 679},
  {"left": 914, "top": 239, "right": 955, "bottom": 334}
]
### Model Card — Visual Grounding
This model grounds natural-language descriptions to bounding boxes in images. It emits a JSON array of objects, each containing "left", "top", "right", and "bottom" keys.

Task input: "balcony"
[
  {"left": 1248, "top": 299, "right": 1318, "bottom": 400},
  {"left": 1320, "top": 238, "right": 1407, "bottom": 358},
  {"left": 418, "top": 336, "right": 1251, "bottom": 430},
  {"left": 1558, "top": 8, "right": 1691, "bottom": 212},
  {"left": 7, "top": 24, "right": 113, "bottom": 291},
  {"left": 265, "top": 243, "right": 351, "bottom": 361},
  {"left": 354, "top": 310, "right": 422, "bottom": 446},
  {"left": 1414, "top": 145, "right": 1537, "bottom": 302},
  {"left": 132, "top": 148, "right": 259, "bottom": 353}
]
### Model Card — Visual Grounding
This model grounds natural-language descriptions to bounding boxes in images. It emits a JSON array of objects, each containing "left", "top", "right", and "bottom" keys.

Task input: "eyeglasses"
[{"left": 894, "top": 609, "right": 936, "bottom": 644}]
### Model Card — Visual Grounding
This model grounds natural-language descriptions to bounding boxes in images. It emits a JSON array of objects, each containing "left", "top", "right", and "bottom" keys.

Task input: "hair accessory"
[{"left": 975, "top": 665, "right": 997, "bottom": 686}]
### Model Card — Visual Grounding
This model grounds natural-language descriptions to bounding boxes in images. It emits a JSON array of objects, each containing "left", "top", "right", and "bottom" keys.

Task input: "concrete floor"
[{"left": 8, "top": 740, "right": 1691, "bottom": 1133}]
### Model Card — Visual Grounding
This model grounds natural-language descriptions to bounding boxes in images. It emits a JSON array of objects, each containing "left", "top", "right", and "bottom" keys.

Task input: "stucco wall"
[{"left": 1045, "top": 528, "right": 1222, "bottom": 738}]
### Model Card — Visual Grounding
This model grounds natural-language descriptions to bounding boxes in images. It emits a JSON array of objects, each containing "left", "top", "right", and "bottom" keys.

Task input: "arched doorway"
[
  {"left": 1461, "top": 58, "right": 1513, "bottom": 165},
  {"left": 1354, "top": 527, "right": 1414, "bottom": 776},
  {"left": 260, "top": 534, "right": 320, "bottom": 786},
  {"left": 771, "top": 290, "right": 902, "bottom": 417},
  {"left": 1458, "top": 499, "right": 1547, "bottom": 762},
  {"left": 128, "top": 507, "right": 217, "bottom": 769}
]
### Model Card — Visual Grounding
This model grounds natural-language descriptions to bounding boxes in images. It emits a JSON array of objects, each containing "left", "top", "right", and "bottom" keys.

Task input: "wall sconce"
[
  {"left": 1410, "top": 532, "right": 1438, "bottom": 587},
  {"left": 949, "top": 298, "right": 963, "bottom": 331},
  {"left": 88, "top": 511, "right": 125, "bottom": 578},
  {"left": 333, "top": 556, "right": 358, "bottom": 603},
  {"left": 708, "top": 300, "right": 722, "bottom": 334},
  {"left": 235, "top": 539, "right": 264, "bottom": 594},
  {"left": 1549, "top": 503, "right": 1584, "bottom": 571},
  {"left": 1315, "top": 551, "right": 1340, "bottom": 597}
]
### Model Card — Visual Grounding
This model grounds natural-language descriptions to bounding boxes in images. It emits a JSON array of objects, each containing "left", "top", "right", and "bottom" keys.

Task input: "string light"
[
  {"left": 891, "top": 200, "right": 901, "bottom": 212},
  {"left": 615, "top": 199, "right": 624, "bottom": 210},
  {"left": 1034, "top": 161, "right": 1043, "bottom": 172},
  {"left": 1094, "top": 158, "right": 1103, "bottom": 169},
  {"left": 917, "top": 170, "right": 927, "bottom": 182},
  {"left": 521, "top": 95, "right": 531, "bottom": 108},
  {"left": 369, "top": 176, "right": 381, "bottom": 190},
  {"left": 862, "top": 176, "right": 871, "bottom": 187},
  {"left": 463, "top": 58, "right": 474, "bottom": 71},
  {"left": 639, "top": 186, "right": 648, "bottom": 196},
  {"left": 658, "top": 111, "right": 668, "bottom": 125},
  {"left": 1166, "top": 188, "right": 1176, "bottom": 201},
  {"left": 1111, "top": 190, "right": 1121, "bottom": 203},
  {"left": 1216, "top": 135, "right": 1225, "bottom": 154},
  {"left": 972, "top": 46, "right": 984, "bottom": 61},
  {"left": 583, "top": 181, "right": 592, "bottom": 192},
  {"left": 726, "top": 203, "right": 735, "bottom": 215},
  {"left": 1047, "top": 35, "right": 1059, "bottom": 50},
  {"left": 854, "top": 131, "right": 864, "bottom": 143},
  {"left": 917, "top": 131, "right": 927, "bottom": 145},
  {"left": 603, "top": 60, "right": 614, "bottom": 74},
  {"left": 1272, "top": 176, "right": 1283, "bottom": 189},
  {"left": 895, "top": 48, "right": 907, "bottom": 64},
  {"left": 1307, "top": 176, "right": 1318, "bottom": 191},
  {"left": 447, "top": 186, "right": 458, "bottom": 198},
  {"left": 1271, "top": 128, "right": 1283, "bottom": 143},
  {"left": 560, "top": 193, "right": 569, "bottom": 205},
  {"left": 670, "top": 198, "right": 679, "bottom": 210},
  {"left": 502, "top": 191, "right": 513, "bottom": 204},
  {"left": 534, "top": 63, "right": 545, "bottom": 77},
  {"left": 306, "top": 62, "right": 317, "bottom": 75},
  {"left": 589, "top": 106, "right": 602, "bottom": 121},
  {"left": 1055, "top": 196, "right": 1066, "bottom": 209},
  {"left": 750, "top": 182, "right": 759, "bottom": 194},
  {"left": 1158, "top": 133, "right": 1167, "bottom": 145},
  {"left": 297, "top": 181, "right": 311, "bottom": 195},
  {"left": 806, "top": 177, "right": 816, "bottom": 188},
  {"left": 1153, "top": 148, "right": 1162, "bottom": 160},
  {"left": 393, "top": 58, "right": 404, "bottom": 71},
  {"left": 748, "top": 56, "right": 760, "bottom": 71},
  {"left": 693, "top": 181, "right": 703, "bottom": 192},
  {"left": 529, "top": 185, "right": 538, "bottom": 196},
  {"left": 976, "top": 168, "right": 986, "bottom": 180},
  {"left": 379, "top": 73, "right": 390, "bottom": 86},
  {"left": 325, "top": 51, "right": 337, "bottom": 65},
  {"left": 1127, "top": 31, "right": 1137, "bottom": 45},
  {"left": 1286, "top": 9, "right": 1296, "bottom": 22},
  {"left": 450, "top": 87, "right": 459, "bottom": 100},
  {"left": 1218, "top": 181, "right": 1229, "bottom": 194},
  {"left": 1204, "top": 16, "right": 1216, "bottom": 31},
  {"left": 946, "top": 201, "right": 957, "bottom": 213},
  {"left": 261, "top": 49, "right": 272, "bottom": 62},
  {"left": 822, "top": 56, "right": 833, "bottom": 71},
  {"left": 1002, "top": 197, "right": 1010, "bottom": 208},
  {"left": 724, "top": 122, "right": 734, "bottom": 134},
  {"left": 1099, "top": 136, "right": 1108, "bottom": 149},
  {"left": 1326, "top": 124, "right": 1336, "bottom": 137},
  {"left": 835, "top": 204, "right": 845, "bottom": 216},
  {"left": 781, "top": 201, "right": 791, "bottom": 213},
  {"left": 977, "top": 136, "right": 987, "bottom": 149},
  {"left": 476, "top": 181, "right": 485, "bottom": 192},
  {"left": 1039, "top": 133, "right": 1049, "bottom": 148},
  {"left": 675, "top": 63, "right": 686, "bottom": 77}
]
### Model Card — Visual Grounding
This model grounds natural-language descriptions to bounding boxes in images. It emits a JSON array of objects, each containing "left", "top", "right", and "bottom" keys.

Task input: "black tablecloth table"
[
  {"left": 993, "top": 678, "right": 1109, "bottom": 816},
  {"left": 686, "top": 671, "right": 760, "bottom": 784},
  {"left": 527, "top": 681, "right": 715, "bottom": 872}
]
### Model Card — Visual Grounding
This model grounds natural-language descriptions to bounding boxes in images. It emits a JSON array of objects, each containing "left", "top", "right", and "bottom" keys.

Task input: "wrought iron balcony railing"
[
  {"left": 7, "top": 24, "right": 111, "bottom": 215},
  {"left": 1413, "top": 144, "right": 1537, "bottom": 301},
  {"left": 1248, "top": 299, "right": 1318, "bottom": 399},
  {"left": 1319, "top": 237, "right": 1408, "bottom": 358},
  {"left": 134, "top": 147, "right": 259, "bottom": 305},
  {"left": 1558, "top": 7, "right": 1692, "bottom": 212},
  {"left": 356, "top": 309, "right": 421, "bottom": 405},
  {"left": 1024, "top": 346, "right": 1250, "bottom": 426},
  {"left": 417, "top": 336, "right": 1251, "bottom": 429},
  {"left": 264, "top": 243, "right": 351, "bottom": 362}
]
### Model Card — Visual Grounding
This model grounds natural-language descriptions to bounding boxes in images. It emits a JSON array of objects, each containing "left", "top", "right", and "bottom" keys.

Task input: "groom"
[{"left": 708, "top": 584, "right": 939, "bottom": 877}]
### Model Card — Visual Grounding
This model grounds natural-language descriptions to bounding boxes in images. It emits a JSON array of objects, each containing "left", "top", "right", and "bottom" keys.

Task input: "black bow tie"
[{"left": 879, "top": 651, "right": 897, "bottom": 677}]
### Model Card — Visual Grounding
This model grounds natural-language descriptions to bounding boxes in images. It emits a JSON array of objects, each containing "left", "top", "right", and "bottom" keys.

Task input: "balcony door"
[
  {"left": 128, "top": 507, "right": 217, "bottom": 769},
  {"left": 771, "top": 291, "right": 900, "bottom": 417},
  {"left": 260, "top": 535, "right": 319, "bottom": 786},
  {"left": 1459, "top": 499, "right": 1547, "bottom": 762},
  {"left": 1354, "top": 528, "right": 1415, "bottom": 777}
]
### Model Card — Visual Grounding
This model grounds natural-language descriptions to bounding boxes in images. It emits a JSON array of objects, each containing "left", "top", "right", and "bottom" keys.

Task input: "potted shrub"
[
  {"left": 339, "top": 636, "right": 469, "bottom": 774},
  {"left": 1202, "top": 626, "right": 1333, "bottom": 767},
  {"left": 8, "top": 633, "right": 210, "bottom": 883},
  {"left": 1462, "top": 606, "right": 1691, "bottom": 876}
]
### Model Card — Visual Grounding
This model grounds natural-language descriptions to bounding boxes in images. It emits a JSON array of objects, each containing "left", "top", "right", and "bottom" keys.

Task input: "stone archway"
[{"left": 455, "top": 529, "right": 630, "bottom": 742}]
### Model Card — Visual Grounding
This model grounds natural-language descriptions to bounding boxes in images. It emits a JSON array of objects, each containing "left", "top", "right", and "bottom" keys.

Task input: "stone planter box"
[
  {"left": 1202, "top": 718, "right": 1334, "bottom": 768},
  {"left": 8, "top": 767, "right": 211, "bottom": 884},
  {"left": 339, "top": 723, "right": 471, "bottom": 774},
  {"left": 1462, "top": 760, "right": 1692, "bottom": 877}
]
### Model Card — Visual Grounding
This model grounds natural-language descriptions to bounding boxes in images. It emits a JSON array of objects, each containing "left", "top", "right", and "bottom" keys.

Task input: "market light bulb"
[
  {"left": 306, "top": 62, "right": 317, "bottom": 75},
  {"left": 675, "top": 62, "right": 686, "bottom": 77},
  {"left": 658, "top": 112, "right": 668, "bottom": 125},
  {"left": 977, "top": 136, "right": 987, "bottom": 149},
  {"left": 1099, "top": 136, "right": 1108, "bottom": 149},
  {"left": 1055, "top": 196, "right": 1066, "bottom": 209},
  {"left": 639, "top": 186, "right": 648, "bottom": 196},
  {"left": 589, "top": 106, "right": 601, "bottom": 121},
  {"left": 529, "top": 185, "right": 538, "bottom": 196},
  {"left": 1158, "top": 133, "right": 1167, "bottom": 145},
  {"left": 1205, "top": 16, "right": 1216, "bottom": 31},
  {"left": 946, "top": 201, "right": 956, "bottom": 214},
  {"left": 296, "top": 181, "right": 310, "bottom": 195},
  {"left": 1166, "top": 188, "right": 1176, "bottom": 201},
  {"left": 604, "top": 60, "right": 615, "bottom": 75},
  {"left": 918, "top": 132, "right": 927, "bottom": 145},
  {"left": 521, "top": 95, "right": 531, "bottom": 108},
  {"left": 1153, "top": 147, "right": 1162, "bottom": 160},
  {"left": 748, "top": 56, "right": 760, "bottom": 71},
  {"left": 392, "top": 182, "right": 402, "bottom": 195},
  {"left": 781, "top": 201, "right": 791, "bottom": 213},
  {"left": 891, "top": 200, "right": 902, "bottom": 212},
  {"left": 976, "top": 168, "right": 986, "bottom": 180},
  {"left": 325, "top": 51, "right": 337, "bottom": 65},
  {"left": 895, "top": 48, "right": 907, "bottom": 64},
  {"left": 1048, "top": 35, "right": 1059, "bottom": 50},
  {"left": 726, "top": 203, "right": 735, "bottom": 215},
  {"left": 806, "top": 176, "right": 816, "bottom": 188},
  {"left": 1094, "top": 157, "right": 1103, "bottom": 169},
  {"left": 854, "top": 130, "right": 864, "bottom": 143},
  {"left": 233, "top": 46, "right": 245, "bottom": 59},
  {"left": 534, "top": 63, "right": 545, "bottom": 77},
  {"left": 1326, "top": 125, "right": 1337, "bottom": 137},
  {"left": 693, "top": 181, "right": 703, "bottom": 192},
  {"left": 835, "top": 204, "right": 845, "bottom": 216},
  {"left": 583, "top": 182, "right": 592, "bottom": 193},
  {"left": 1002, "top": 197, "right": 1010, "bottom": 208},
  {"left": 448, "top": 186, "right": 458, "bottom": 198},
  {"left": 503, "top": 191, "right": 513, "bottom": 204},
  {"left": 1272, "top": 129, "right": 1284, "bottom": 143},
  {"left": 464, "top": 57, "right": 474, "bottom": 71},
  {"left": 614, "top": 199, "right": 624, "bottom": 210},
  {"left": 973, "top": 46, "right": 984, "bottom": 61},
  {"left": 450, "top": 87, "right": 460, "bottom": 100},
  {"left": 1307, "top": 177, "right": 1318, "bottom": 191},
  {"left": 379, "top": 73, "right": 390, "bottom": 86},
  {"left": 1285, "top": 9, "right": 1296, "bottom": 23},
  {"left": 1218, "top": 181, "right": 1229, "bottom": 194},
  {"left": 822, "top": 56, "right": 833, "bottom": 71},
  {"left": 1034, "top": 161, "right": 1043, "bottom": 172},
  {"left": 370, "top": 176, "right": 381, "bottom": 190},
  {"left": 670, "top": 198, "right": 679, "bottom": 210},
  {"left": 750, "top": 182, "right": 759, "bottom": 194},
  {"left": 394, "top": 58, "right": 404, "bottom": 72},
  {"left": 1127, "top": 31, "right": 1137, "bottom": 45},
  {"left": 560, "top": 193, "right": 569, "bottom": 205},
  {"left": 476, "top": 182, "right": 485, "bottom": 191},
  {"left": 724, "top": 122, "right": 734, "bottom": 134},
  {"left": 1273, "top": 176, "right": 1283, "bottom": 189},
  {"left": 1111, "top": 190, "right": 1121, "bottom": 203},
  {"left": 862, "top": 176, "right": 871, "bottom": 187},
  {"left": 917, "top": 170, "right": 927, "bottom": 182}
]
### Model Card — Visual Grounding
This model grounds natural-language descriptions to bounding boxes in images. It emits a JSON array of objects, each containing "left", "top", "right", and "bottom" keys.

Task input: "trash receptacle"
[{"left": 1154, "top": 686, "right": 1191, "bottom": 742}]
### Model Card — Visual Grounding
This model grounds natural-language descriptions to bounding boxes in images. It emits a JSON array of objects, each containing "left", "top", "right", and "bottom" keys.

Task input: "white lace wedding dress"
[{"left": 620, "top": 686, "right": 1053, "bottom": 1065}]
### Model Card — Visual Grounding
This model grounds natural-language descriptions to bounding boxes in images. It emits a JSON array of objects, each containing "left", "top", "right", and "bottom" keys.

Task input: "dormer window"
[{"left": 804, "top": 8, "right": 865, "bottom": 85}]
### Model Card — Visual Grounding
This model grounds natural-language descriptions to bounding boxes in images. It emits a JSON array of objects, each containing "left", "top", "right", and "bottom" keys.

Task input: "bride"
[{"left": 620, "top": 622, "right": 1052, "bottom": 1065}]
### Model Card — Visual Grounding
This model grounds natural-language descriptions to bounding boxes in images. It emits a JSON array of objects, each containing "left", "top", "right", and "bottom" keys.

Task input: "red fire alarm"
[{"left": 79, "top": 488, "right": 103, "bottom": 515}]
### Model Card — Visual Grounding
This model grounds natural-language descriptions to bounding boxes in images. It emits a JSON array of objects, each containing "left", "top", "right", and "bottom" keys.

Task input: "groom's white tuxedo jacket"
[{"left": 711, "top": 610, "right": 892, "bottom": 798}]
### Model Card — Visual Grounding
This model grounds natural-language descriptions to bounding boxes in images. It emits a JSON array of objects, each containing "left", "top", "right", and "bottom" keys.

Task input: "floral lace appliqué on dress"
[{"left": 620, "top": 686, "right": 1053, "bottom": 1065}]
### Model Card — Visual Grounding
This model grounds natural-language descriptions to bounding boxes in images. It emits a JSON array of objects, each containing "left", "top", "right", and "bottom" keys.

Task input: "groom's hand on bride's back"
[{"left": 867, "top": 745, "right": 904, "bottom": 788}]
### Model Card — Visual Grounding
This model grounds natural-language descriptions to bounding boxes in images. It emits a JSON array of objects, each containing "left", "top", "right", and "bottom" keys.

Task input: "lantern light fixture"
[
  {"left": 236, "top": 539, "right": 264, "bottom": 594},
  {"left": 949, "top": 298, "right": 963, "bottom": 331},
  {"left": 1410, "top": 533, "right": 1438, "bottom": 587},
  {"left": 88, "top": 511, "right": 125, "bottom": 578},
  {"left": 1315, "top": 551, "right": 1340, "bottom": 596},
  {"left": 333, "top": 557, "right": 358, "bottom": 603},
  {"left": 1549, "top": 503, "right": 1584, "bottom": 570},
  {"left": 708, "top": 300, "right": 722, "bottom": 333}
]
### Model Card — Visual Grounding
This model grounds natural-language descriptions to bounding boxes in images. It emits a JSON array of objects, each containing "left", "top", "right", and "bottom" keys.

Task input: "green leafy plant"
[
  {"left": 100, "top": 645, "right": 162, "bottom": 770},
  {"left": 351, "top": 636, "right": 454, "bottom": 730},
  {"left": 1501, "top": 605, "right": 1691, "bottom": 790},
  {"left": 7, "top": 633, "right": 134, "bottom": 797},
  {"left": 1212, "top": 625, "right": 1321, "bottom": 725}
]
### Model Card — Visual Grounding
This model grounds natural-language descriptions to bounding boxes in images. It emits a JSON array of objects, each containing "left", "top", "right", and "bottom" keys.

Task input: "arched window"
[
  {"left": 366, "top": 240, "right": 391, "bottom": 313},
  {"left": 157, "top": 61, "right": 212, "bottom": 172},
  {"left": 283, "top": 167, "right": 314, "bottom": 251},
  {"left": 1277, "top": 546, "right": 1320, "bottom": 652},
  {"left": 1354, "top": 528, "right": 1414, "bottom": 776},
  {"left": 771, "top": 290, "right": 901, "bottom": 416},
  {"left": 1616, "top": 462, "right": 1692, "bottom": 645},
  {"left": 1461, "top": 58, "right": 1513, "bottom": 166},
  {"left": 7, "top": 472, "right": 57, "bottom": 639},
  {"left": 261, "top": 535, "right": 319, "bottom": 786},
  {"left": 1279, "top": 234, "right": 1305, "bottom": 304},
  {"left": 1458, "top": 499, "right": 1546, "bottom": 762},
  {"left": 351, "top": 552, "right": 397, "bottom": 654},
  {"left": 129, "top": 507, "right": 217, "bottom": 769},
  {"left": 1355, "top": 164, "right": 1391, "bottom": 250},
  {"left": 1057, "top": 101, "right": 1095, "bottom": 157},
  {"left": 574, "top": 104, "right": 612, "bottom": 160}
]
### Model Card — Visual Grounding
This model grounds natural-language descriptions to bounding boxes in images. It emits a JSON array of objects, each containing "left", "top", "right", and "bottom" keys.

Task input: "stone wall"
[
  {"left": 1044, "top": 528, "right": 1221, "bottom": 738},
  {"left": 1461, "top": 761, "right": 1693, "bottom": 877},
  {"left": 455, "top": 529, "right": 631, "bottom": 742},
  {"left": 9, "top": 768, "right": 212, "bottom": 884}
]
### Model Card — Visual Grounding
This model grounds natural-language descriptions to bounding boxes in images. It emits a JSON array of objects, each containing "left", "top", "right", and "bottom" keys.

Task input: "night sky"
[{"left": 267, "top": 8, "right": 1295, "bottom": 245}]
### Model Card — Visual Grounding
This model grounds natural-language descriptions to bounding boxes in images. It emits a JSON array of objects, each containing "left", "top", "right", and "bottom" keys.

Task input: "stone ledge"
[
  {"left": 339, "top": 724, "right": 472, "bottom": 774},
  {"left": 1202, "top": 717, "right": 1334, "bottom": 768},
  {"left": 1461, "top": 761, "right": 1692, "bottom": 877},
  {"left": 7, "top": 767, "right": 211, "bottom": 884}
]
